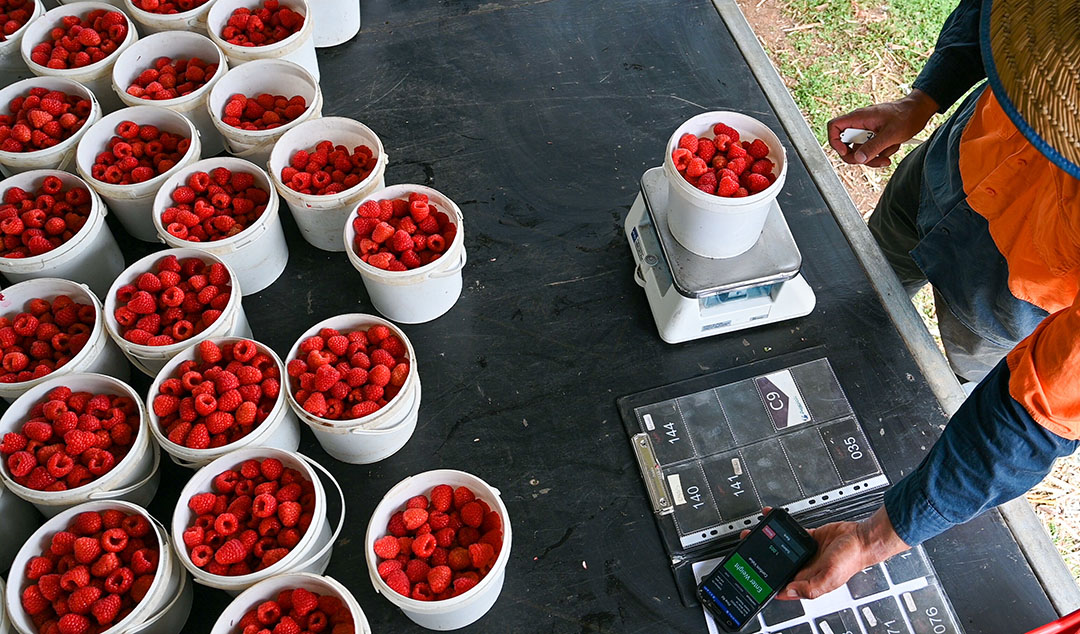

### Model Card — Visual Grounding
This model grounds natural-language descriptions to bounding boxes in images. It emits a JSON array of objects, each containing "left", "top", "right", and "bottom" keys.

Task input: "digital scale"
[{"left": 624, "top": 167, "right": 816, "bottom": 343}]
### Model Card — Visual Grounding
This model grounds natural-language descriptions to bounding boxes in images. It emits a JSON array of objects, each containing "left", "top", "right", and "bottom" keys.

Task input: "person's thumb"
[{"left": 854, "top": 129, "right": 900, "bottom": 164}]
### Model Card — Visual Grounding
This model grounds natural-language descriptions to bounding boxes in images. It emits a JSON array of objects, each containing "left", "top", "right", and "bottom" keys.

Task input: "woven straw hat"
[{"left": 981, "top": 0, "right": 1080, "bottom": 179}]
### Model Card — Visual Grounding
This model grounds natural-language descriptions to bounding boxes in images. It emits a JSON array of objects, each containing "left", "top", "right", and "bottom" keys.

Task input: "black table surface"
[{"left": 11, "top": 1, "right": 1061, "bottom": 633}]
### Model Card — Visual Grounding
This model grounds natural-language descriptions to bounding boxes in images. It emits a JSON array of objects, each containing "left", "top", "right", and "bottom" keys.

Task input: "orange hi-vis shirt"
[{"left": 958, "top": 90, "right": 1080, "bottom": 439}]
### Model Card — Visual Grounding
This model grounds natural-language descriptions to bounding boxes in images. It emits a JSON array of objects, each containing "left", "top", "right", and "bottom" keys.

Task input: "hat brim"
[{"left": 981, "top": 0, "right": 1080, "bottom": 180}]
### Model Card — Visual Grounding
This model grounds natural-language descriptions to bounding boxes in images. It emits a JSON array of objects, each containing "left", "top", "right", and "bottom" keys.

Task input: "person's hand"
[
  {"left": 740, "top": 507, "right": 910, "bottom": 601},
  {"left": 826, "top": 89, "right": 939, "bottom": 168}
]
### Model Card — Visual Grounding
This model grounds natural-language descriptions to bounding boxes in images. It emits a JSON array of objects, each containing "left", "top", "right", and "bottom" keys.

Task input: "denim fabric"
[
  {"left": 909, "top": 85, "right": 1049, "bottom": 348},
  {"left": 911, "top": 0, "right": 985, "bottom": 112},
  {"left": 884, "top": 359, "right": 1079, "bottom": 546}
]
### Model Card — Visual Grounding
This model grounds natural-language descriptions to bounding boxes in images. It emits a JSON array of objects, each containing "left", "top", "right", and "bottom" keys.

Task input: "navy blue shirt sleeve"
[
  {"left": 884, "top": 358, "right": 1079, "bottom": 546},
  {"left": 911, "top": 0, "right": 986, "bottom": 112}
]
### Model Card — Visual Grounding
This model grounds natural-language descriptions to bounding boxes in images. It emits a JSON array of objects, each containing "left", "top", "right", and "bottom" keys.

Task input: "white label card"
[{"left": 755, "top": 369, "right": 812, "bottom": 430}]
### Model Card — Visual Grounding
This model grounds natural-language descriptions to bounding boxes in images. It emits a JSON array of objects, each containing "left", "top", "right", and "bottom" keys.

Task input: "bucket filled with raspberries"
[
  {"left": 124, "top": 0, "right": 216, "bottom": 37},
  {"left": 207, "top": 58, "right": 321, "bottom": 166},
  {"left": 112, "top": 31, "right": 228, "bottom": 155},
  {"left": 285, "top": 313, "right": 421, "bottom": 464},
  {"left": 210, "top": 572, "right": 372, "bottom": 634},
  {"left": 19, "top": 3, "right": 139, "bottom": 114},
  {"left": 0, "top": 76, "right": 101, "bottom": 178},
  {"left": 365, "top": 469, "right": 512, "bottom": 630},
  {"left": 170, "top": 447, "right": 345, "bottom": 593},
  {"left": 344, "top": 184, "right": 467, "bottom": 325},
  {"left": 663, "top": 111, "right": 788, "bottom": 259},
  {"left": 0, "top": 0, "right": 45, "bottom": 85},
  {"left": 0, "top": 372, "right": 161, "bottom": 517},
  {"left": 152, "top": 157, "right": 287, "bottom": 294},
  {"left": 268, "top": 116, "right": 386, "bottom": 252},
  {"left": 0, "top": 277, "right": 129, "bottom": 402},
  {"left": 146, "top": 336, "right": 301, "bottom": 468},
  {"left": 206, "top": 0, "right": 318, "bottom": 81},
  {"left": 0, "top": 169, "right": 125, "bottom": 297},
  {"left": 104, "top": 248, "right": 251, "bottom": 376},
  {"left": 76, "top": 105, "right": 201, "bottom": 242},
  {"left": 4, "top": 500, "right": 195, "bottom": 634}
]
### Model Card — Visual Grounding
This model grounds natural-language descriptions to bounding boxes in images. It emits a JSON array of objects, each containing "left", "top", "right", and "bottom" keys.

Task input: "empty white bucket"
[
  {"left": 0, "top": 277, "right": 130, "bottom": 402},
  {"left": 123, "top": 0, "right": 216, "bottom": 35},
  {"left": 170, "top": 446, "right": 345, "bottom": 594},
  {"left": 20, "top": 2, "right": 140, "bottom": 114},
  {"left": 284, "top": 313, "right": 420, "bottom": 464},
  {"left": 4, "top": 499, "right": 194, "bottom": 634},
  {"left": 206, "top": 58, "right": 321, "bottom": 166},
  {"left": 344, "top": 184, "right": 467, "bottom": 324},
  {"left": 75, "top": 104, "right": 202, "bottom": 242},
  {"left": 146, "top": 335, "right": 300, "bottom": 468},
  {"left": 663, "top": 111, "right": 788, "bottom": 259},
  {"left": 365, "top": 469, "right": 512, "bottom": 630},
  {"left": 0, "top": 0, "right": 46, "bottom": 105},
  {"left": 268, "top": 116, "right": 386, "bottom": 252},
  {"left": 152, "top": 157, "right": 287, "bottom": 294},
  {"left": 211, "top": 572, "right": 372, "bottom": 634},
  {"left": 0, "top": 169, "right": 124, "bottom": 297},
  {"left": 206, "top": 0, "right": 317, "bottom": 81},
  {"left": 0, "top": 482, "right": 41, "bottom": 572},
  {"left": 0, "top": 372, "right": 160, "bottom": 517},
  {"left": 112, "top": 31, "right": 228, "bottom": 156},
  {"left": 0, "top": 77, "right": 102, "bottom": 178},
  {"left": 311, "top": 0, "right": 358, "bottom": 48},
  {"left": 104, "top": 247, "right": 251, "bottom": 376}
]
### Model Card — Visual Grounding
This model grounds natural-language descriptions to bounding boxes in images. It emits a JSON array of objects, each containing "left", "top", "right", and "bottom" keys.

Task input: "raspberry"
[
  {"left": 219, "top": 1, "right": 305, "bottom": 47},
  {"left": 427, "top": 565, "right": 452, "bottom": 594},
  {"left": 161, "top": 169, "right": 271, "bottom": 242},
  {"left": 280, "top": 139, "right": 376, "bottom": 196},
  {"left": 214, "top": 538, "right": 246, "bottom": 564},
  {"left": 403, "top": 508, "right": 428, "bottom": 530},
  {"left": 385, "top": 569, "right": 410, "bottom": 597},
  {"left": 373, "top": 535, "right": 399, "bottom": 559},
  {"left": 453, "top": 486, "right": 476, "bottom": 509},
  {"left": 461, "top": 501, "right": 484, "bottom": 528},
  {"left": 746, "top": 172, "right": 771, "bottom": 193},
  {"left": 469, "top": 542, "right": 495, "bottom": 568},
  {"left": 677, "top": 133, "right": 698, "bottom": 153},
  {"left": 747, "top": 138, "right": 770, "bottom": 159},
  {"left": 58, "top": 613, "right": 90, "bottom": 634},
  {"left": 222, "top": 93, "right": 308, "bottom": 131},
  {"left": 350, "top": 193, "right": 456, "bottom": 271},
  {"left": 91, "top": 593, "right": 121, "bottom": 625}
]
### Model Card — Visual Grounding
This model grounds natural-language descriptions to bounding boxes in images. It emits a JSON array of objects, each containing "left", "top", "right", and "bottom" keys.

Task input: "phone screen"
[{"left": 699, "top": 510, "right": 816, "bottom": 631}]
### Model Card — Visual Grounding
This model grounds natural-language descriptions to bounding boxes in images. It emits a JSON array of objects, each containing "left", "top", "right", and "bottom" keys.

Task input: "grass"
[{"left": 739, "top": 0, "right": 1080, "bottom": 580}]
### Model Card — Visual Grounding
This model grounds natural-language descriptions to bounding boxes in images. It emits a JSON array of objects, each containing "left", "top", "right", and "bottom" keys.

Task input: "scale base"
[{"left": 625, "top": 192, "right": 816, "bottom": 344}]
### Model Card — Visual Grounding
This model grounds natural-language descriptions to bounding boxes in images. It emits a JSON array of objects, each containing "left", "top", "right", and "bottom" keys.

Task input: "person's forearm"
[
  {"left": 857, "top": 507, "right": 910, "bottom": 563},
  {"left": 884, "top": 358, "right": 1078, "bottom": 546}
]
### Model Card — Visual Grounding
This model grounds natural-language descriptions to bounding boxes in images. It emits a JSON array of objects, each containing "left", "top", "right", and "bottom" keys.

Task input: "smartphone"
[{"left": 698, "top": 508, "right": 818, "bottom": 632}]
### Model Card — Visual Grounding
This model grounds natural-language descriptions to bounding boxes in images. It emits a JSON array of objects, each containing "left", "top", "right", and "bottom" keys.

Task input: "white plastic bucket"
[
  {"left": 311, "top": 0, "right": 358, "bottom": 48},
  {"left": 206, "top": 58, "right": 321, "bottom": 166},
  {"left": 20, "top": 2, "right": 140, "bottom": 114},
  {"left": 344, "top": 184, "right": 467, "bottom": 324},
  {"left": 284, "top": 313, "right": 420, "bottom": 464},
  {"left": 206, "top": 0, "right": 318, "bottom": 81},
  {"left": 365, "top": 469, "right": 512, "bottom": 630},
  {"left": 57, "top": 0, "right": 124, "bottom": 6},
  {"left": 152, "top": 157, "right": 287, "bottom": 294},
  {"left": 103, "top": 247, "right": 251, "bottom": 376},
  {"left": 0, "top": 277, "right": 130, "bottom": 402},
  {"left": 75, "top": 104, "right": 202, "bottom": 242},
  {"left": 0, "top": 169, "right": 124, "bottom": 297},
  {"left": 663, "top": 111, "right": 788, "bottom": 259},
  {"left": 0, "top": 0, "right": 46, "bottom": 101},
  {"left": 268, "top": 116, "right": 386, "bottom": 252},
  {"left": 0, "top": 482, "right": 41, "bottom": 572},
  {"left": 210, "top": 572, "right": 371, "bottom": 634},
  {"left": 4, "top": 499, "right": 194, "bottom": 634},
  {"left": 0, "top": 77, "right": 102, "bottom": 178},
  {"left": 112, "top": 31, "right": 228, "bottom": 156},
  {"left": 145, "top": 336, "right": 300, "bottom": 468},
  {"left": 0, "top": 372, "right": 160, "bottom": 517},
  {"left": 170, "top": 447, "right": 345, "bottom": 594},
  {"left": 123, "top": 0, "right": 216, "bottom": 35}
]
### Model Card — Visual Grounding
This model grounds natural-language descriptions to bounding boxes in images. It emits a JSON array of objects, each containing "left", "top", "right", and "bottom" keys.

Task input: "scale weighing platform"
[{"left": 624, "top": 167, "right": 816, "bottom": 343}]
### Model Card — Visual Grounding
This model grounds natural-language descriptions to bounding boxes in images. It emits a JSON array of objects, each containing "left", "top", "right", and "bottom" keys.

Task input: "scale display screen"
[{"left": 631, "top": 358, "right": 888, "bottom": 547}]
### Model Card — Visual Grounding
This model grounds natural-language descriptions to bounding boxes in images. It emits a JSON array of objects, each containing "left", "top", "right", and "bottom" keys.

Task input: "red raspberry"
[
  {"left": 403, "top": 508, "right": 428, "bottom": 530},
  {"left": 677, "top": 133, "right": 698, "bottom": 153},
  {"left": 453, "top": 486, "right": 476, "bottom": 509},
  {"left": 214, "top": 538, "right": 246, "bottom": 564},
  {"left": 385, "top": 569, "right": 410, "bottom": 597},
  {"left": 427, "top": 565, "right": 452, "bottom": 594},
  {"left": 747, "top": 138, "right": 770, "bottom": 159},
  {"left": 373, "top": 535, "right": 399, "bottom": 559},
  {"left": 745, "top": 172, "right": 771, "bottom": 193}
]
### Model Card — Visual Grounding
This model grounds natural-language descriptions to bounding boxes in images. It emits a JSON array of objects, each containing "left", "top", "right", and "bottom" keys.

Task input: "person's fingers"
[
  {"left": 865, "top": 156, "right": 893, "bottom": 168},
  {"left": 853, "top": 131, "right": 903, "bottom": 164},
  {"left": 826, "top": 118, "right": 850, "bottom": 157},
  {"left": 739, "top": 530, "right": 750, "bottom": 539},
  {"left": 760, "top": 506, "right": 773, "bottom": 515}
]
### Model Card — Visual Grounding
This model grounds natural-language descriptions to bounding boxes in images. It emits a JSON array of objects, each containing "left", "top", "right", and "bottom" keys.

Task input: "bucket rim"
[
  {"left": 103, "top": 246, "right": 244, "bottom": 356},
  {"left": 663, "top": 110, "right": 788, "bottom": 206},
  {"left": 144, "top": 335, "right": 290, "bottom": 459},
  {"left": 283, "top": 312, "right": 418, "bottom": 428}
]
